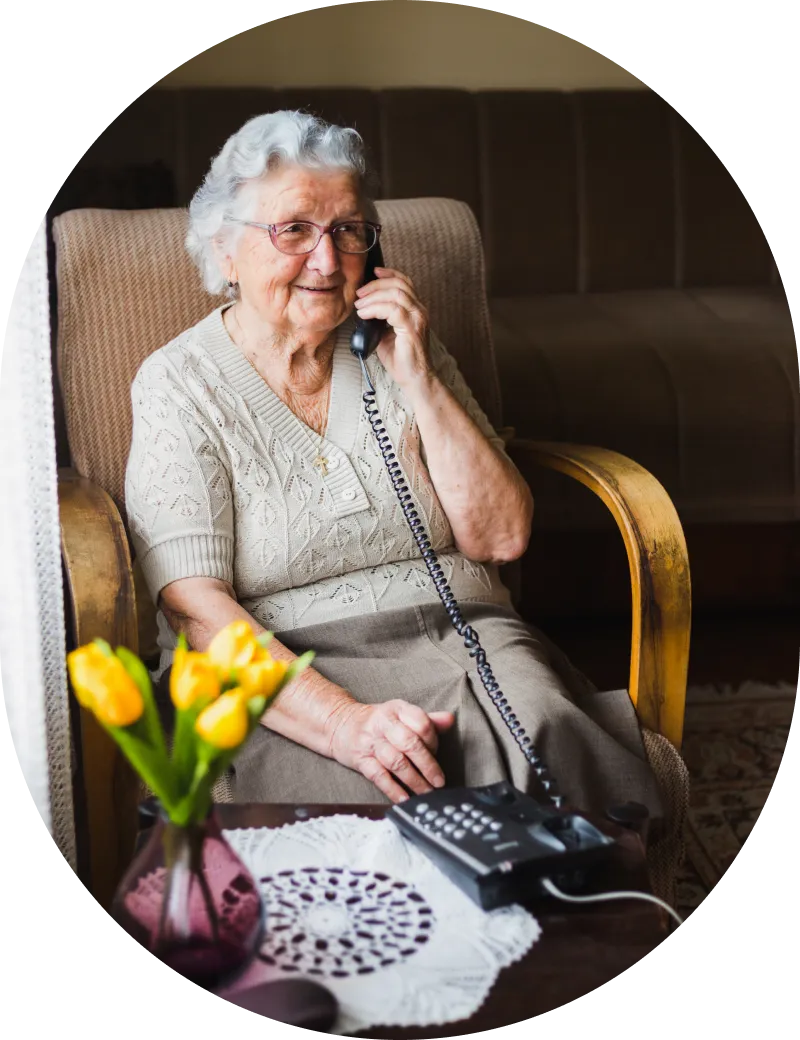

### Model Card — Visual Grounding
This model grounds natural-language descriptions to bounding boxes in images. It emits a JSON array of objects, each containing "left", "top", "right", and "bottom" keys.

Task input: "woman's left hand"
[{"left": 354, "top": 267, "right": 433, "bottom": 389}]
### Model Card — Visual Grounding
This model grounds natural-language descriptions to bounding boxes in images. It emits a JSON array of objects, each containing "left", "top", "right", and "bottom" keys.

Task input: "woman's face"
[{"left": 227, "top": 165, "right": 367, "bottom": 339}]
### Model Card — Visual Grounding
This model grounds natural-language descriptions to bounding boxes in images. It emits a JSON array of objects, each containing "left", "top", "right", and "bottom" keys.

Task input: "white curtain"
[{"left": 0, "top": 222, "right": 76, "bottom": 866}]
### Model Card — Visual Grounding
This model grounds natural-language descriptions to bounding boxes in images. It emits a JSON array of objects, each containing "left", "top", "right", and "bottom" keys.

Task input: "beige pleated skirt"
[{"left": 230, "top": 602, "right": 664, "bottom": 818}]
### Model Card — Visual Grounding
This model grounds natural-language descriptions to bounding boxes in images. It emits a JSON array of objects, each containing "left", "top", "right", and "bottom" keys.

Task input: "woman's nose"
[{"left": 305, "top": 231, "right": 340, "bottom": 275}]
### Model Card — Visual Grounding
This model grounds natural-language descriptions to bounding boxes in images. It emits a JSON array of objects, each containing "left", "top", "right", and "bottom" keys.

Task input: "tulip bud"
[
  {"left": 170, "top": 647, "right": 221, "bottom": 711},
  {"left": 195, "top": 689, "right": 249, "bottom": 750},
  {"left": 238, "top": 655, "right": 288, "bottom": 699},
  {"left": 207, "top": 620, "right": 260, "bottom": 675},
  {"left": 67, "top": 643, "right": 144, "bottom": 728}
]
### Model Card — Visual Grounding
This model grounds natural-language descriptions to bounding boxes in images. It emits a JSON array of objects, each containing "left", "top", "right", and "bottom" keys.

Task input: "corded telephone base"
[{"left": 388, "top": 781, "right": 618, "bottom": 910}]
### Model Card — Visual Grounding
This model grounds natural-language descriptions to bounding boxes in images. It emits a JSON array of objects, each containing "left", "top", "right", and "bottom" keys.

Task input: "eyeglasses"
[{"left": 232, "top": 219, "right": 381, "bottom": 255}]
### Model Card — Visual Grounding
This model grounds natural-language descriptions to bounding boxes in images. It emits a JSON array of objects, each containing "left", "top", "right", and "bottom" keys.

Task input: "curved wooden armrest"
[
  {"left": 58, "top": 468, "right": 139, "bottom": 905},
  {"left": 506, "top": 441, "right": 691, "bottom": 748}
]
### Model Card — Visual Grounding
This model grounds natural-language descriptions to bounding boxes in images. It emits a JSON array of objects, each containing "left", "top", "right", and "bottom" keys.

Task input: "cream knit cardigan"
[{"left": 125, "top": 305, "right": 511, "bottom": 668}]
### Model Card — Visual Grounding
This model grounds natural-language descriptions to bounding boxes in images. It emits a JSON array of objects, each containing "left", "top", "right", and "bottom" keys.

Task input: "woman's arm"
[
  {"left": 159, "top": 576, "right": 454, "bottom": 801},
  {"left": 355, "top": 268, "right": 533, "bottom": 563},
  {"left": 404, "top": 371, "right": 533, "bottom": 563},
  {"left": 160, "top": 576, "right": 349, "bottom": 758}
]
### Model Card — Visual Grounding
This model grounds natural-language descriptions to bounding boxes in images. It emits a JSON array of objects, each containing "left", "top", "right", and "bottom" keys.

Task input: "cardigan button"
[
  {"left": 341, "top": 488, "right": 356, "bottom": 501},
  {"left": 328, "top": 457, "right": 341, "bottom": 470}
]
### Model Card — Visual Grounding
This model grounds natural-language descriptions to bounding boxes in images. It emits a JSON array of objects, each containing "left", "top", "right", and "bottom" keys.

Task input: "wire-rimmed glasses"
[{"left": 232, "top": 219, "right": 381, "bottom": 255}]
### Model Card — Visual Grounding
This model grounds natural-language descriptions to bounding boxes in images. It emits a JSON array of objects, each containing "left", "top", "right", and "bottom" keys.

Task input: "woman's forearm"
[
  {"left": 159, "top": 579, "right": 357, "bottom": 757},
  {"left": 404, "top": 373, "right": 533, "bottom": 563}
]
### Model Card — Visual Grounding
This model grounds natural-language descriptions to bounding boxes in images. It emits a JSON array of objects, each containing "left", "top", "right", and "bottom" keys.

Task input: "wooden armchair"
[{"left": 53, "top": 199, "right": 690, "bottom": 906}]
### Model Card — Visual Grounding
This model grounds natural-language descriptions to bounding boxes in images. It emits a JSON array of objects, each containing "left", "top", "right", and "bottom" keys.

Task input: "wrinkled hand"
[
  {"left": 354, "top": 267, "right": 432, "bottom": 389},
  {"left": 328, "top": 698, "right": 456, "bottom": 803}
]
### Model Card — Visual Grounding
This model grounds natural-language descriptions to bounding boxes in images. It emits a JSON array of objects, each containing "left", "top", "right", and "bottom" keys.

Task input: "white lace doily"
[{"left": 221, "top": 815, "right": 540, "bottom": 1034}]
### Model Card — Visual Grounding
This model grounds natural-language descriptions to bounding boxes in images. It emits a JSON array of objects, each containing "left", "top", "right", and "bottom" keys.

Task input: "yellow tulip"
[
  {"left": 238, "top": 655, "right": 288, "bottom": 699},
  {"left": 170, "top": 647, "right": 221, "bottom": 711},
  {"left": 207, "top": 620, "right": 260, "bottom": 675},
  {"left": 67, "top": 643, "right": 144, "bottom": 728},
  {"left": 195, "top": 689, "right": 249, "bottom": 750}
]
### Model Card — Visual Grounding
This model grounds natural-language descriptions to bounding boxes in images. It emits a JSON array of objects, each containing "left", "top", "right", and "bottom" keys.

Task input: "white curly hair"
[{"left": 185, "top": 109, "right": 377, "bottom": 296}]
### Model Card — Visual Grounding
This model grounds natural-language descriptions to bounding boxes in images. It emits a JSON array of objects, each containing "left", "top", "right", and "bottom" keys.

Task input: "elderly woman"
[{"left": 125, "top": 111, "right": 661, "bottom": 815}]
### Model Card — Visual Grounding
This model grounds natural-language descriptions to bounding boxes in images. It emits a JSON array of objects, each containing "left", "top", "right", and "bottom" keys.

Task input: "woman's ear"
[{"left": 211, "top": 235, "right": 237, "bottom": 287}]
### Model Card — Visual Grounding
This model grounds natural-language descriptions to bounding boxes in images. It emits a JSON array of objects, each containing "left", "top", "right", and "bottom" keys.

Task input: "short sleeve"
[
  {"left": 124, "top": 353, "right": 235, "bottom": 602},
  {"left": 425, "top": 330, "right": 510, "bottom": 458}
]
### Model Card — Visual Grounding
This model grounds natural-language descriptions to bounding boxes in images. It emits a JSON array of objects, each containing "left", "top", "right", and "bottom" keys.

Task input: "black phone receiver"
[{"left": 350, "top": 241, "right": 388, "bottom": 360}]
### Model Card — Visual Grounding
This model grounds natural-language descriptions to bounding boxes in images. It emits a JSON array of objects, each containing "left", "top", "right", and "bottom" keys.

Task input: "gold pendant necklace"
[{"left": 312, "top": 432, "right": 329, "bottom": 477}]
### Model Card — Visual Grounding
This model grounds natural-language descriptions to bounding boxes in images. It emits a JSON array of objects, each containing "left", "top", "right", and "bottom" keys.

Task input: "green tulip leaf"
[{"left": 109, "top": 725, "right": 178, "bottom": 812}]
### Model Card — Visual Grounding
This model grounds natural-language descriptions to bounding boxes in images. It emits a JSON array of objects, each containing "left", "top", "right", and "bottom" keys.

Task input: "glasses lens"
[
  {"left": 272, "top": 222, "right": 320, "bottom": 255},
  {"left": 332, "top": 222, "right": 377, "bottom": 254}
]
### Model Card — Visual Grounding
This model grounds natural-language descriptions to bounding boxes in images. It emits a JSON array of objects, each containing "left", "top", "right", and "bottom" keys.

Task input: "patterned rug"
[{"left": 676, "top": 680, "right": 796, "bottom": 917}]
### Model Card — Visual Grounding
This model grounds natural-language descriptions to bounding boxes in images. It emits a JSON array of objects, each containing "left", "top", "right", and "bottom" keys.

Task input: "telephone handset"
[{"left": 349, "top": 241, "right": 388, "bottom": 360}]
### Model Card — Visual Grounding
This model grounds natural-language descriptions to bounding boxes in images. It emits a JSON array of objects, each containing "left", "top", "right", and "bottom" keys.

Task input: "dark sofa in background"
[{"left": 49, "top": 87, "right": 798, "bottom": 623}]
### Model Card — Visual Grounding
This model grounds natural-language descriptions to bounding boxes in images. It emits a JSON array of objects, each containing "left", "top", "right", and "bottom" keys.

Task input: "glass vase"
[{"left": 111, "top": 808, "right": 264, "bottom": 990}]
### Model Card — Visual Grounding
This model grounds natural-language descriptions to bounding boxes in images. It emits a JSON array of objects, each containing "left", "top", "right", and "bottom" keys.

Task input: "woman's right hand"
[{"left": 327, "top": 699, "right": 456, "bottom": 803}]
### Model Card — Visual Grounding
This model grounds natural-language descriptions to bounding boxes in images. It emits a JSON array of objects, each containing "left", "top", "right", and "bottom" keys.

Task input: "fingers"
[
  {"left": 395, "top": 702, "right": 439, "bottom": 750},
  {"left": 358, "top": 756, "right": 411, "bottom": 804},
  {"left": 340, "top": 701, "right": 449, "bottom": 804},
  {"left": 384, "top": 719, "right": 445, "bottom": 789},
  {"left": 354, "top": 298, "right": 414, "bottom": 329},
  {"left": 429, "top": 711, "right": 456, "bottom": 732},
  {"left": 357, "top": 268, "right": 414, "bottom": 294},
  {"left": 383, "top": 704, "right": 445, "bottom": 789},
  {"left": 355, "top": 284, "right": 424, "bottom": 314}
]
